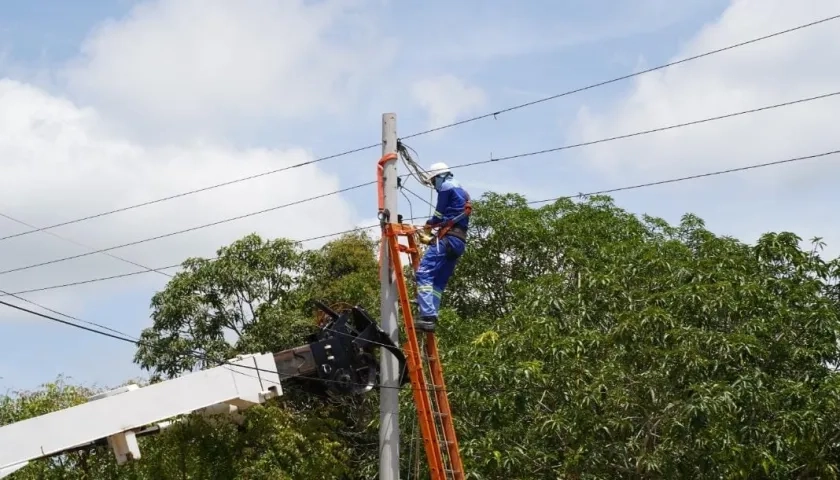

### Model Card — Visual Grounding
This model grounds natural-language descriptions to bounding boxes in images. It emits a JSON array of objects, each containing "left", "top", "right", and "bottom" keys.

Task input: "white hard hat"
[{"left": 427, "top": 162, "right": 451, "bottom": 178}]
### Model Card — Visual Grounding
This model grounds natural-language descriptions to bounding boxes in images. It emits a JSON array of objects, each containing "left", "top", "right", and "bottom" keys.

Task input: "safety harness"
[{"left": 436, "top": 190, "right": 471, "bottom": 241}]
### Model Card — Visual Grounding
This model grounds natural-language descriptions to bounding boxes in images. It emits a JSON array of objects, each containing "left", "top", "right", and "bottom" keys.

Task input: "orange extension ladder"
[{"left": 382, "top": 222, "right": 465, "bottom": 480}]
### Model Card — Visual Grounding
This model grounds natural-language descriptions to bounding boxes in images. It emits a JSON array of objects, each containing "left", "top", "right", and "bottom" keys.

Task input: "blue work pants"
[{"left": 416, "top": 235, "right": 465, "bottom": 318}]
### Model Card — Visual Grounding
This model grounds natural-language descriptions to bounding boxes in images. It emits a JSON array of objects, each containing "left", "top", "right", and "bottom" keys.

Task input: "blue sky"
[{"left": 0, "top": 0, "right": 838, "bottom": 392}]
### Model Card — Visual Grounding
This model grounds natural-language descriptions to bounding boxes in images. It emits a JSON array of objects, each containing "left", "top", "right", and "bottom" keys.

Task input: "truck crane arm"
[{"left": 0, "top": 303, "right": 406, "bottom": 478}]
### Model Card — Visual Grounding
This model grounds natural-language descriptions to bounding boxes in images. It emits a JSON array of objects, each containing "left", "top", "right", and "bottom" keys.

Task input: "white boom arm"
[{"left": 0, "top": 353, "right": 282, "bottom": 478}]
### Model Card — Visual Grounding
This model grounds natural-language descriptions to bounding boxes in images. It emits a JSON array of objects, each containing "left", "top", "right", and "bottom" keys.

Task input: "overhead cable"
[
  {"left": 2, "top": 224, "right": 381, "bottom": 296},
  {"left": 0, "top": 211, "right": 173, "bottom": 279},
  {"left": 5, "top": 151, "right": 837, "bottom": 393},
  {"left": 399, "top": 13, "right": 840, "bottom": 139},
  {"left": 0, "top": 286, "right": 138, "bottom": 340},
  {"left": 442, "top": 90, "right": 840, "bottom": 173},
  {"left": 0, "top": 297, "right": 443, "bottom": 393},
  {"left": 0, "top": 183, "right": 373, "bottom": 277},
  {"left": 1, "top": 14, "right": 835, "bottom": 242},
  {"left": 526, "top": 149, "right": 840, "bottom": 205},
  {"left": 0, "top": 144, "right": 381, "bottom": 242},
  {"left": 10, "top": 146, "right": 838, "bottom": 295},
  {"left": 3, "top": 91, "right": 835, "bottom": 278}
]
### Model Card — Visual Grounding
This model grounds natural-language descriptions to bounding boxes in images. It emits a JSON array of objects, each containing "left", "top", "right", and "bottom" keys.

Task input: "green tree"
[
  {"left": 1, "top": 378, "right": 349, "bottom": 479},
  {"left": 13, "top": 193, "right": 840, "bottom": 479},
  {"left": 297, "top": 231, "right": 380, "bottom": 316},
  {"left": 438, "top": 193, "right": 840, "bottom": 479},
  {"left": 134, "top": 234, "right": 310, "bottom": 380},
  {"left": 133, "top": 230, "right": 384, "bottom": 479}
]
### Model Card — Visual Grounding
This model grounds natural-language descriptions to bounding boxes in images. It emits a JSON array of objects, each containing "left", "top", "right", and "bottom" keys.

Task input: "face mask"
[{"left": 434, "top": 175, "right": 445, "bottom": 190}]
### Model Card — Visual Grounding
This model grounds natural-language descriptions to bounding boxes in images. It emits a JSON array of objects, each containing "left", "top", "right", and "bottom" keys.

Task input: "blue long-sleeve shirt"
[{"left": 427, "top": 177, "right": 470, "bottom": 232}]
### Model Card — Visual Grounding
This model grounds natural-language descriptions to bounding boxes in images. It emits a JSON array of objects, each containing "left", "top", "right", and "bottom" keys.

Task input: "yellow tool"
[
  {"left": 418, "top": 231, "right": 433, "bottom": 245},
  {"left": 416, "top": 225, "right": 434, "bottom": 245}
]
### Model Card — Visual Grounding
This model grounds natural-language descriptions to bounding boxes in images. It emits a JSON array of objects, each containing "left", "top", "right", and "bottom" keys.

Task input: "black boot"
[{"left": 415, "top": 315, "right": 437, "bottom": 332}]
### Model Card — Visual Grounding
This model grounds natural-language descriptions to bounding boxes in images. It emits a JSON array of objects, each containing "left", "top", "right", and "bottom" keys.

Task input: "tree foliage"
[
  {"left": 0, "top": 379, "right": 349, "bottom": 479},
  {"left": 7, "top": 194, "right": 840, "bottom": 479},
  {"left": 443, "top": 193, "right": 840, "bottom": 479}
]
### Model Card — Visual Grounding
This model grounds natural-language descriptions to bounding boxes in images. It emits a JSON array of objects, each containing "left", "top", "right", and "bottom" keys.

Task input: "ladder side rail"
[
  {"left": 421, "top": 345, "right": 453, "bottom": 478},
  {"left": 406, "top": 223, "right": 464, "bottom": 479},
  {"left": 418, "top": 345, "right": 450, "bottom": 469},
  {"left": 408, "top": 223, "right": 465, "bottom": 478},
  {"left": 386, "top": 227, "right": 446, "bottom": 479},
  {"left": 425, "top": 336, "right": 465, "bottom": 479},
  {"left": 401, "top": 225, "right": 453, "bottom": 476}
]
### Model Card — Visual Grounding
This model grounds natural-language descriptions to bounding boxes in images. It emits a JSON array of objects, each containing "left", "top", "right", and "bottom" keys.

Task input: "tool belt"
[{"left": 441, "top": 225, "right": 467, "bottom": 241}]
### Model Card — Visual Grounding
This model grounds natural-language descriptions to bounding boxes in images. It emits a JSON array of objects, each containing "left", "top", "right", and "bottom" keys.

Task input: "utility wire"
[
  {"left": 0, "top": 286, "right": 138, "bottom": 340},
  {"left": 8, "top": 145, "right": 837, "bottom": 393},
  {"left": 399, "top": 13, "right": 840, "bottom": 140},
  {"left": 0, "top": 144, "right": 381, "bottom": 243},
  {"left": 0, "top": 297, "right": 376, "bottom": 390},
  {"left": 0, "top": 13, "right": 834, "bottom": 243},
  {"left": 2, "top": 264, "right": 182, "bottom": 296},
  {"left": 0, "top": 297, "right": 462, "bottom": 393},
  {"left": 526, "top": 148, "right": 840, "bottom": 205},
  {"left": 0, "top": 289, "right": 404, "bottom": 394},
  {"left": 0, "top": 182, "right": 374, "bottom": 277},
  {"left": 0, "top": 298, "right": 139, "bottom": 344},
  {"left": 3, "top": 157, "right": 837, "bottom": 397},
  {"left": 2, "top": 224, "right": 382, "bottom": 296},
  {"left": 400, "top": 187, "right": 435, "bottom": 210},
  {"left": 10, "top": 146, "right": 837, "bottom": 296},
  {"left": 405, "top": 90, "right": 840, "bottom": 175},
  {"left": 0, "top": 211, "right": 173, "bottom": 279},
  {"left": 4, "top": 90, "right": 832, "bottom": 279},
  {"left": 6, "top": 85, "right": 836, "bottom": 286}
]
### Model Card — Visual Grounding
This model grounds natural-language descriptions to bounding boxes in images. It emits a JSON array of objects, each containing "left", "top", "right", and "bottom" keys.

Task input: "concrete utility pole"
[{"left": 379, "top": 112, "right": 400, "bottom": 480}]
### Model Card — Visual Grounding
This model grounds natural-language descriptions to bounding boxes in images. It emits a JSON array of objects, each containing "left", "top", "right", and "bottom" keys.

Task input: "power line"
[
  {"left": 0, "top": 182, "right": 374, "bottom": 277},
  {"left": 2, "top": 264, "right": 182, "bottom": 296},
  {"left": 399, "top": 13, "right": 840, "bottom": 140},
  {"left": 0, "top": 143, "right": 381, "bottom": 243},
  {"left": 0, "top": 298, "right": 138, "bottom": 344},
  {"left": 7, "top": 152, "right": 837, "bottom": 392},
  {"left": 4, "top": 89, "right": 835, "bottom": 281},
  {"left": 0, "top": 211, "right": 173, "bottom": 279},
  {"left": 0, "top": 296, "right": 437, "bottom": 393},
  {"left": 0, "top": 292, "right": 530, "bottom": 395},
  {"left": 526, "top": 149, "right": 840, "bottom": 205},
  {"left": 10, "top": 147, "right": 837, "bottom": 296},
  {"left": 2, "top": 224, "right": 382, "bottom": 296},
  {"left": 0, "top": 286, "right": 138, "bottom": 340},
  {"left": 1, "top": 13, "right": 835, "bottom": 244},
  {"left": 444, "top": 90, "right": 840, "bottom": 173}
]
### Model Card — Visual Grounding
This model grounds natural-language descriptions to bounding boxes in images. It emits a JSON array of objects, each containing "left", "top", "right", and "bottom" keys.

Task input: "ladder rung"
[{"left": 432, "top": 411, "right": 449, "bottom": 417}]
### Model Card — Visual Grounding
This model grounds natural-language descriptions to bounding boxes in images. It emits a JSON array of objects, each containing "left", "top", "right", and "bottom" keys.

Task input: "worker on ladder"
[{"left": 415, "top": 162, "right": 471, "bottom": 333}]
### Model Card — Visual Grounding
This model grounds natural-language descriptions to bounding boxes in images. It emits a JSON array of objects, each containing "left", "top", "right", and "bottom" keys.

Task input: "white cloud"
[
  {"left": 61, "top": 0, "right": 393, "bottom": 138},
  {"left": 411, "top": 74, "right": 486, "bottom": 130},
  {"left": 568, "top": 0, "right": 840, "bottom": 189},
  {"left": 558, "top": 0, "right": 840, "bottom": 260},
  {"left": 0, "top": 78, "right": 359, "bottom": 319},
  {"left": 408, "top": 0, "right": 724, "bottom": 64}
]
